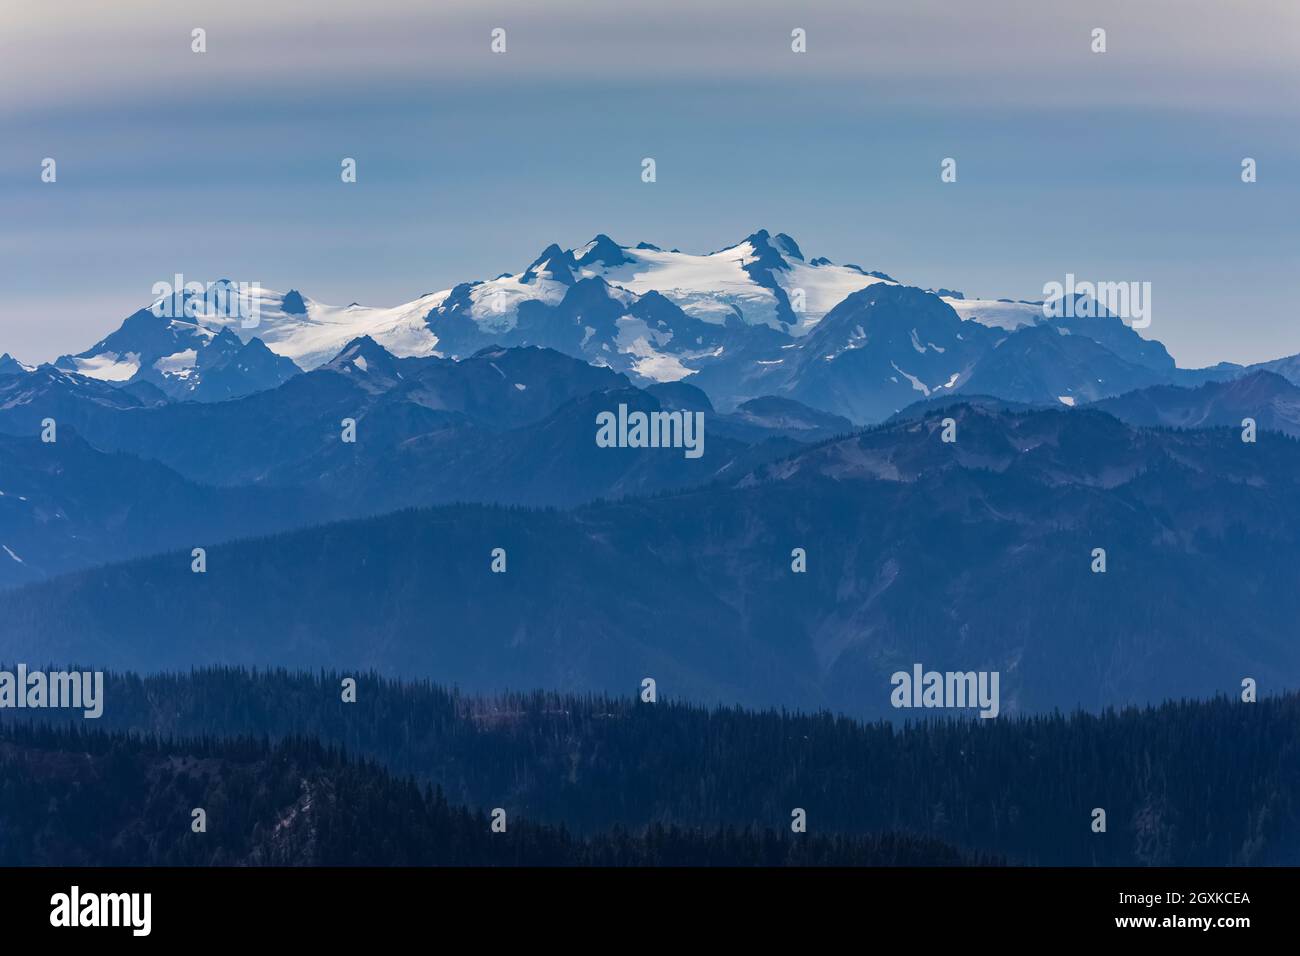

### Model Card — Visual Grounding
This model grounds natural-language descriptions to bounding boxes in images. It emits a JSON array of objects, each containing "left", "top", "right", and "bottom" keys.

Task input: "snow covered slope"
[
  {"left": 190, "top": 285, "right": 447, "bottom": 370},
  {"left": 568, "top": 230, "right": 894, "bottom": 334},
  {"left": 941, "top": 295, "right": 1044, "bottom": 331},
  {"left": 53, "top": 285, "right": 446, "bottom": 397},
  {"left": 416, "top": 229, "right": 897, "bottom": 341}
]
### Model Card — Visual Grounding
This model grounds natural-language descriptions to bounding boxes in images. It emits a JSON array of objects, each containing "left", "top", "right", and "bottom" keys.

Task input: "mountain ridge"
[{"left": 6, "top": 401, "right": 1298, "bottom": 717}]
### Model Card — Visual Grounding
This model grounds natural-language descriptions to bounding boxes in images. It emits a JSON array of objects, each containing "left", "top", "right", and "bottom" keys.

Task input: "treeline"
[
  {"left": 5, "top": 667, "right": 1298, "bottom": 865},
  {"left": 0, "top": 721, "right": 975, "bottom": 866}
]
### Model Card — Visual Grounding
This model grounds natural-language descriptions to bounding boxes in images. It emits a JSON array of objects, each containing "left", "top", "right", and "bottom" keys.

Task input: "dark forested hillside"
[
  {"left": 0, "top": 721, "right": 972, "bottom": 866},
  {"left": 7, "top": 668, "right": 1297, "bottom": 866}
]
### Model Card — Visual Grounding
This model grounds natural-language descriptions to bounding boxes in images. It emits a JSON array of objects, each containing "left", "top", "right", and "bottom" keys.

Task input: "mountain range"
[
  {"left": 3, "top": 230, "right": 1298, "bottom": 718},
  {"left": 9, "top": 229, "right": 1287, "bottom": 426},
  {"left": 0, "top": 341, "right": 858, "bottom": 585},
  {"left": 4, "top": 400, "right": 1298, "bottom": 717}
]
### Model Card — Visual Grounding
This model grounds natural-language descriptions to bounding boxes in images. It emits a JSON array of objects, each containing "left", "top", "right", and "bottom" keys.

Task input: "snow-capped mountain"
[
  {"left": 203, "top": 285, "right": 447, "bottom": 370},
  {"left": 420, "top": 229, "right": 896, "bottom": 341},
  {"left": 52, "top": 294, "right": 301, "bottom": 401},
  {"left": 769, "top": 283, "right": 996, "bottom": 423},
  {"left": 27, "top": 229, "right": 1286, "bottom": 422},
  {"left": 51, "top": 282, "right": 445, "bottom": 397},
  {"left": 567, "top": 229, "right": 895, "bottom": 335},
  {"left": 0, "top": 354, "right": 34, "bottom": 377},
  {"left": 50, "top": 230, "right": 893, "bottom": 382}
]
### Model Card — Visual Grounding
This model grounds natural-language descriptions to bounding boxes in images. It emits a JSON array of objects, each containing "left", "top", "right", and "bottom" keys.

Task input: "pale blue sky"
[{"left": 2, "top": 0, "right": 1297, "bottom": 367}]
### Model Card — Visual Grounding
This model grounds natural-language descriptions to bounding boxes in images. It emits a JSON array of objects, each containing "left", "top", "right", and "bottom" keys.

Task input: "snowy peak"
[
  {"left": 281, "top": 289, "right": 308, "bottom": 315},
  {"left": 770, "top": 232, "right": 804, "bottom": 261},
  {"left": 0, "top": 353, "right": 33, "bottom": 377},
  {"left": 737, "top": 230, "right": 794, "bottom": 275},
  {"left": 575, "top": 234, "right": 632, "bottom": 269},
  {"left": 563, "top": 230, "right": 894, "bottom": 335},
  {"left": 731, "top": 228, "right": 802, "bottom": 268},
  {"left": 522, "top": 244, "right": 577, "bottom": 285},
  {"left": 323, "top": 335, "right": 408, "bottom": 390},
  {"left": 180, "top": 332, "right": 300, "bottom": 401},
  {"left": 186, "top": 286, "right": 446, "bottom": 371},
  {"left": 48, "top": 292, "right": 306, "bottom": 400}
]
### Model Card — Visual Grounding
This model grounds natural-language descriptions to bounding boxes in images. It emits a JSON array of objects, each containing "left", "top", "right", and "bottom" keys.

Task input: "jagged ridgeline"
[{"left": 4, "top": 668, "right": 1297, "bottom": 866}]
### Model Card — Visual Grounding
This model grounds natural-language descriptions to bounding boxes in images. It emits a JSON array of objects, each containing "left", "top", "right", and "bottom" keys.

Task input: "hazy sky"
[{"left": 2, "top": 0, "right": 1297, "bottom": 367}]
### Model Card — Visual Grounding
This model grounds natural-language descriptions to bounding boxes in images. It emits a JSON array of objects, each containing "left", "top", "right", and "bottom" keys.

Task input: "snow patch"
[
  {"left": 577, "top": 238, "right": 892, "bottom": 336},
  {"left": 944, "top": 297, "right": 1042, "bottom": 331},
  {"left": 71, "top": 351, "right": 141, "bottom": 382},
  {"left": 890, "top": 361, "right": 931, "bottom": 396},
  {"left": 616, "top": 315, "right": 694, "bottom": 382},
  {"left": 153, "top": 349, "right": 198, "bottom": 379}
]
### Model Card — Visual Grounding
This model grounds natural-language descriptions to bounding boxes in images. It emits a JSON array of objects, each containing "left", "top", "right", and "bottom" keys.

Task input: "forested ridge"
[
  {"left": 0, "top": 721, "right": 976, "bottom": 866},
  {"left": 4, "top": 667, "right": 1295, "bottom": 865}
]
